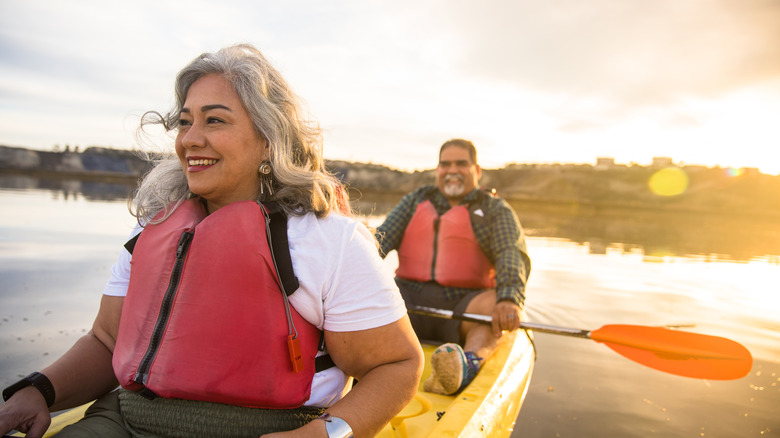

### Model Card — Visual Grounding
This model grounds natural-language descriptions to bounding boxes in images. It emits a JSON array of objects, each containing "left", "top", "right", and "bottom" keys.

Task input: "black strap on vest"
[
  {"left": 263, "top": 203, "right": 334, "bottom": 373},
  {"left": 315, "top": 354, "right": 336, "bottom": 372},
  {"left": 124, "top": 233, "right": 139, "bottom": 254},
  {"left": 262, "top": 202, "right": 300, "bottom": 296}
]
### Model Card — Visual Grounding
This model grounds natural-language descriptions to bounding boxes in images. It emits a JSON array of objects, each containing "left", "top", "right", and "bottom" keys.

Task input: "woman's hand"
[{"left": 0, "top": 386, "right": 52, "bottom": 438}]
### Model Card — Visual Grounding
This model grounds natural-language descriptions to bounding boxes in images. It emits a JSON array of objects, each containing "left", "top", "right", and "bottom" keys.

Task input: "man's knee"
[{"left": 464, "top": 289, "right": 496, "bottom": 315}]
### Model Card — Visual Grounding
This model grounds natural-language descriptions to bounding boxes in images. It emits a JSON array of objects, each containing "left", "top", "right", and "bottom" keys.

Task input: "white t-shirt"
[{"left": 103, "top": 211, "right": 407, "bottom": 407}]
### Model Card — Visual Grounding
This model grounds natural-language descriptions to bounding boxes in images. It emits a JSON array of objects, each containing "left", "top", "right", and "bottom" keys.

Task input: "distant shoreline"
[
  {"left": 3, "top": 144, "right": 779, "bottom": 219},
  {"left": 0, "top": 167, "right": 142, "bottom": 184}
]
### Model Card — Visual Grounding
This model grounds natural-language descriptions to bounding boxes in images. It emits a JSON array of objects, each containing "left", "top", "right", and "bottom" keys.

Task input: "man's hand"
[{"left": 491, "top": 300, "right": 522, "bottom": 337}]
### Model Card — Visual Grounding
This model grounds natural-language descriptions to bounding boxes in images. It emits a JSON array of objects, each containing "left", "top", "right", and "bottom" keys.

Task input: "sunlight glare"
[{"left": 648, "top": 167, "right": 689, "bottom": 196}]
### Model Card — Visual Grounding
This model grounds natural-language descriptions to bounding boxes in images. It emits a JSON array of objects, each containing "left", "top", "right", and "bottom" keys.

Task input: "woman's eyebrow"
[
  {"left": 201, "top": 104, "right": 232, "bottom": 112},
  {"left": 180, "top": 104, "right": 233, "bottom": 113}
]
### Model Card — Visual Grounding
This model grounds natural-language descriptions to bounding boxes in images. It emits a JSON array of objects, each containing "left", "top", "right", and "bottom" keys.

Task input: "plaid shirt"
[{"left": 375, "top": 185, "right": 530, "bottom": 307}]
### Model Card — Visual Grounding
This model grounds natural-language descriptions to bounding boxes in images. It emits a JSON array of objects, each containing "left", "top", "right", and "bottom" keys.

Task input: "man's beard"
[{"left": 443, "top": 175, "right": 465, "bottom": 197}]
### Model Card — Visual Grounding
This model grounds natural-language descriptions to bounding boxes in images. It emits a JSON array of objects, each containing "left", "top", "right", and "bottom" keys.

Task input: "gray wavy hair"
[{"left": 132, "top": 43, "right": 347, "bottom": 223}]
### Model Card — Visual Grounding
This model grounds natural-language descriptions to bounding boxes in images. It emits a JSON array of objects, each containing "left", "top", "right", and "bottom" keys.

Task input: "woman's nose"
[{"left": 180, "top": 123, "right": 205, "bottom": 149}]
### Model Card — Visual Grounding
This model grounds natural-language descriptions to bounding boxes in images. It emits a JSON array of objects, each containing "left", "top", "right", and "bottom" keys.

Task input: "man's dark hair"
[{"left": 439, "top": 138, "right": 477, "bottom": 165}]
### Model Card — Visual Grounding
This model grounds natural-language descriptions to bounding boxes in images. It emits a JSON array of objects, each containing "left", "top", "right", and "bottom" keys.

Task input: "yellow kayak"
[
  {"left": 378, "top": 330, "right": 536, "bottom": 438},
  {"left": 25, "top": 330, "right": 535, "bottom": 438}
]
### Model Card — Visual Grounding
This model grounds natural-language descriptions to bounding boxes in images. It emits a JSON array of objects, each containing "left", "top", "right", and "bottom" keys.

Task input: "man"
[{"left": 375, "top": 138, "right": 531, "bottom": 395}]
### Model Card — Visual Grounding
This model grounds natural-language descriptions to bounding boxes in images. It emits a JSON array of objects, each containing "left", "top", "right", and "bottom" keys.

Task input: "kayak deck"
[
  {"left": 378, "top": 330, "right": 536, "bottom": 438},
  {"left": 25, "top": 331, "right": 535, "bottom": 438}
]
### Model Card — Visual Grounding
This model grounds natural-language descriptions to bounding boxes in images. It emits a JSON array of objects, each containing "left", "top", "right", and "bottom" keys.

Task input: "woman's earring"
[{"left": 258, "top": 161, "right": 274, "bottom": 198}]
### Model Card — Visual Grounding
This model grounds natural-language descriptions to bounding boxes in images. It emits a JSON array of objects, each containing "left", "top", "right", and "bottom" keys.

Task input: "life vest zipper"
[
  {"left": 431, "top": 217, "right": 440, "bottom": 281},
  {"left": 134, "top": 230, "right": 194, "bottom": 387}
]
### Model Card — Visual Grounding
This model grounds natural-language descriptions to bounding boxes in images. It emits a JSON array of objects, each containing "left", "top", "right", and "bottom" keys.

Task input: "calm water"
[{"left": 1, "top": 177, "right": 779, "bottom": 437}]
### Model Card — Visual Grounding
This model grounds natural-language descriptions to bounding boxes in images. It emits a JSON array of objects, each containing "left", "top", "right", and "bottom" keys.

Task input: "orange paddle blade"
[{"left": 590, "top": 324, "right": 753, "bottom": 380}]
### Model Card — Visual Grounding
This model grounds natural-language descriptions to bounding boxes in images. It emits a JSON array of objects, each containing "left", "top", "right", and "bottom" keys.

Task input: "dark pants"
[
  {"left": 55, "top": 391, "right": 130, "bottom": 437},
  {"left": 396, "top": 280, "right": 480, "bottom": 345}
]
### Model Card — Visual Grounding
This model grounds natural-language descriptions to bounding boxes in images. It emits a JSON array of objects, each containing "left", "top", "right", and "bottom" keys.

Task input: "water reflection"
[
  {"left": 509, "top": 200, "right": 780, "bottom": 263},
  {"left": 1, "top": 177, "right": 778, "bottom": 263},
  {"left": 7, "top": 179, "right": 778, "bottom": 263},
  {"left": 350, "top": 189, "right": 780, "bottom": 262},
  {"left": 0, "top": 174, "right": 135, "bottom": 202}
]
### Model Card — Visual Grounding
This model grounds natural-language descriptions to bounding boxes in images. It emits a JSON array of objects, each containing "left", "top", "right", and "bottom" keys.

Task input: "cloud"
[{"left": 428, "top": 0, "right": 780, "bottom": 109}]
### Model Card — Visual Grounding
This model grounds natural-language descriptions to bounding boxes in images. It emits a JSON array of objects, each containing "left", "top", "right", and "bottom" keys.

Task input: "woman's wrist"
[
  {"left": 317, "top": 413, "right": 353, "bottom": 438},
  {"left": 2, "top": 372, "right": 56, "bottom": 407}
]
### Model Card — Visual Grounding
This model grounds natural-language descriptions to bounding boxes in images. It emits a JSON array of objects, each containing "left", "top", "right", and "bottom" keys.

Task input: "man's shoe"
[{"left": 424, "top": 343, "right": 469, "bottom": 395}]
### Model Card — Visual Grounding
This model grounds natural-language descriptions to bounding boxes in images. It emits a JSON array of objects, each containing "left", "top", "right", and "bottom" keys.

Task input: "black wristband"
[{"left": 2, "top": 372, "right": 56, "bottom": 407}]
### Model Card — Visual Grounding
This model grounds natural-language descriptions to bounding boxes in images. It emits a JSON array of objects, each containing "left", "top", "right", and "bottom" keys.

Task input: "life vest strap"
[
  {"left": 315, "top": 355, "right": 336, "bottom": 373},
  {"left": 263, "top": 202, "right": 300, "bottom": 296}
]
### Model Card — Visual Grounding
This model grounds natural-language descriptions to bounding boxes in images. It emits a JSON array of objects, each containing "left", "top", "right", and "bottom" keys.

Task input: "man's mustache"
[{"left": 444, "top": 175, "right": 464, "bottom": 183}]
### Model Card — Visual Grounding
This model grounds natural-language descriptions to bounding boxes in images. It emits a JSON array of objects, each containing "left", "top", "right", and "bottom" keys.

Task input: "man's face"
[{"left": 436, "top": 145, "right": 481, "bottom": 203}]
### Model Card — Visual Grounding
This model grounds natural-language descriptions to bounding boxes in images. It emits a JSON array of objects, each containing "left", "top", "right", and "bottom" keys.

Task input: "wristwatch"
[
  {"left": 2, "top": 372, "right": 56, "bottom": 407},
  {"left": 317, "top": 412, "right": 353, "bottom": 438}
]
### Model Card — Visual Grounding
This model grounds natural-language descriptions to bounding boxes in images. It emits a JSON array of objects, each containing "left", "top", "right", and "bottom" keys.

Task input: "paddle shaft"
[{"left": 408, "top": 305, "right": 591, "bottom": 338}]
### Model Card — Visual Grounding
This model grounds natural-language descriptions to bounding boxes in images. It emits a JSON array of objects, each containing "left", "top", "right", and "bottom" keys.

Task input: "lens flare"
[
  {"left": 725, "top": 167, "right": 744, "bottom": 177},
  {"left": 648, "top": 167, "right": 689, "bottom": 196}
]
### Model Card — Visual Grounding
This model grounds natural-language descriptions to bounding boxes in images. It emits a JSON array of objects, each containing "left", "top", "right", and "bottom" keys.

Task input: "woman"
[{"left": 0, "top": 44, "right": 423, "bottom": 438}]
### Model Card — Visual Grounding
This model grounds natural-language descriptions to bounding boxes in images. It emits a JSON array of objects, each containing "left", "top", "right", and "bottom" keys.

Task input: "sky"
[{"left": 1, "top": 0, "right": 780, "bottom": 174}]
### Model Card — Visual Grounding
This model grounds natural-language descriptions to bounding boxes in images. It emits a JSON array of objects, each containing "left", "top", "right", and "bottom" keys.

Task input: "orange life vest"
[
  {"left": 112, "top": 199, "right": 321, "bottom": 408},
  {"left": 396, "top": 199, "right": 495, "bottom": 289}
]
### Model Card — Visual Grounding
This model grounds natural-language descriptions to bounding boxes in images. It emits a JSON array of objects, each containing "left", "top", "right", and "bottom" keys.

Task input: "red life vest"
[
  {"left": 112, "top": 199, "right": 321, "bottom": 409},
  {"left": 396, "top": 199, "right": 495, "bottom": 289}
]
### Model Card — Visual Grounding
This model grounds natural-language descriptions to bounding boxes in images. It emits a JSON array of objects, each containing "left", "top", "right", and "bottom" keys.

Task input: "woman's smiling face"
[{"left": 175, "top": 74, "right": 269, "bottom": 212}]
